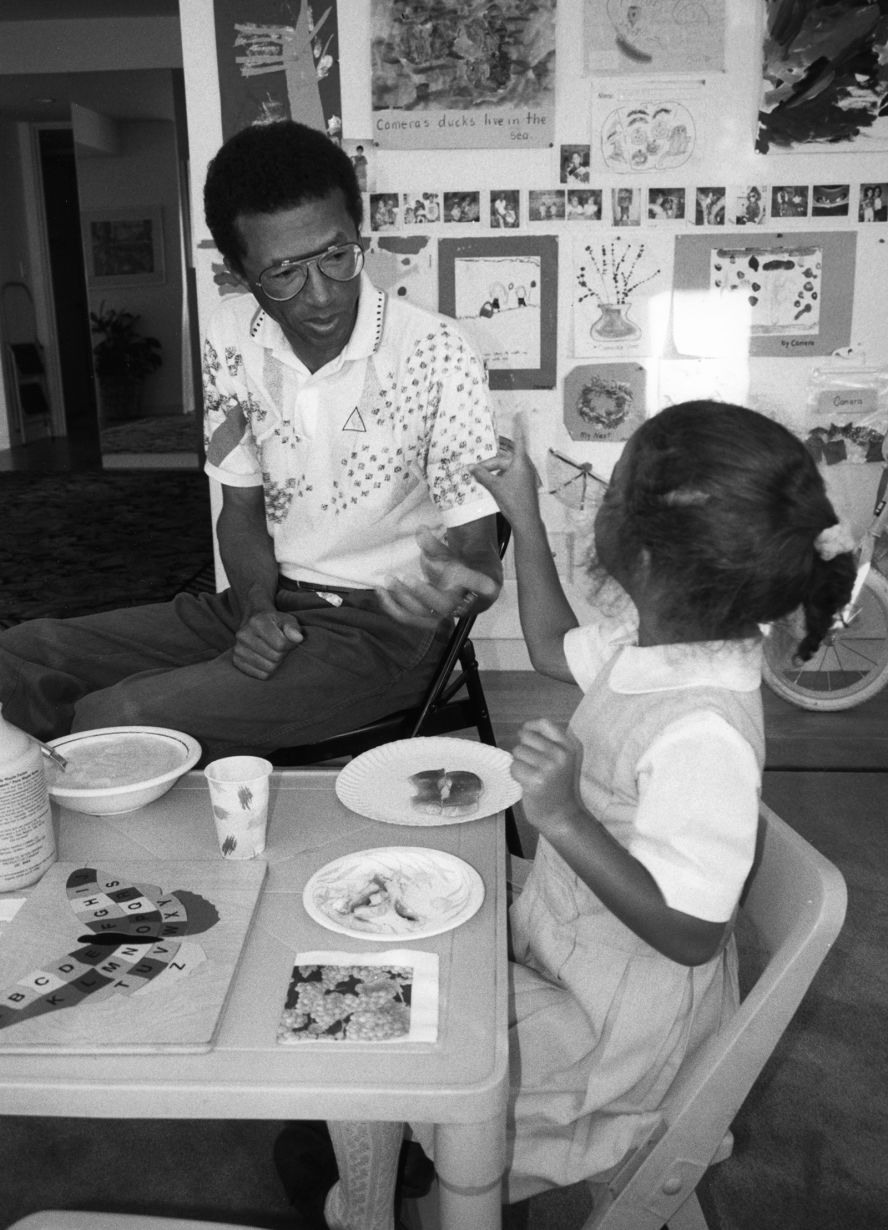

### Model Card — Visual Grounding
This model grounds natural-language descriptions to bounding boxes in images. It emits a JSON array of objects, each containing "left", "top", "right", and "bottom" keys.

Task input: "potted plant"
[{"left": 90, "top": 301, "right": 163, "bottom": 423}]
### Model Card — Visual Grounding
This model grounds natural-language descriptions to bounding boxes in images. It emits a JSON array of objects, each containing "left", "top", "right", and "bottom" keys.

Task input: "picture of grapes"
[
  {"left": 710, "top": 245, "right": 822, "bottom": 335},
  {"left": 277, "top": 962, "right": 414, "bottom": 1042}
]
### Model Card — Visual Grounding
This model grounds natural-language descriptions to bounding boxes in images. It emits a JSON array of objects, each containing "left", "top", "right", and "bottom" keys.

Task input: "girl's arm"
[
  {"left": 512, "top": 719, "right": 730, "bottom": 965},
  {"left": 472, "top": 417, "right": 578, "bottom": 682}
]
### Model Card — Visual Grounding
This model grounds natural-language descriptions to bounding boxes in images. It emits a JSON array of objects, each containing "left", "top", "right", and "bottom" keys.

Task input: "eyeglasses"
[{"left": 255, "top": 241, "right": 365, "bottom": 302}]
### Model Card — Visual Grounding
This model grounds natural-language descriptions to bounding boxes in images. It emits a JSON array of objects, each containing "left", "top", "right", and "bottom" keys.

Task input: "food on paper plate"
[{"left": 409, "top": 768, "right": 483, "bottom": 817}]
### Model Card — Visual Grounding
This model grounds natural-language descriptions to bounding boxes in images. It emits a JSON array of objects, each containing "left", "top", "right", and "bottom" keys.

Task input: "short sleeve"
[
  {"left": 419, "top": 325, "right": 499, "bottom": 527},
  {"left": 202, "top": 308, "right": 263, "bottom": 488},
  {"left": 629, "top": 712, "right": 759, "bottom": 922},
  {"left": 564, "top": 611, "right": 639, "bottom": 691}
]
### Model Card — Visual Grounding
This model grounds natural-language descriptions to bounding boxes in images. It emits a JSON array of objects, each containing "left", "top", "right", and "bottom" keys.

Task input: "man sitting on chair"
[{"left": 0, "top": 121, "right": 502, "bottom": 762}]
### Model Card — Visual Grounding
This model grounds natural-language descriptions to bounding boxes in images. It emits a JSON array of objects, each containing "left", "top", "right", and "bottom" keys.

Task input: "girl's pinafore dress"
[{"left": 503, "top": 637, "right": 764, "bottom": 1202}]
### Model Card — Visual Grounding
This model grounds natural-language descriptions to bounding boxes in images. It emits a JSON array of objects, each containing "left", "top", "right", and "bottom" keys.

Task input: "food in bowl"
[{"left": 45, "top": 726, "right": 201, "bottom": 815}]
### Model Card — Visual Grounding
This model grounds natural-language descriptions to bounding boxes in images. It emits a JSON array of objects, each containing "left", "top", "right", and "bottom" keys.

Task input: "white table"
[{"left": 0, "top": 769, "right": 509, "bottom": 1230}]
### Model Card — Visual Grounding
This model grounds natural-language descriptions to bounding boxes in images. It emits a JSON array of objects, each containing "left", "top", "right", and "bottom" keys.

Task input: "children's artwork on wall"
[
  {"left": 560, "top": 145, "right": 592, "bottom": 184},
  {"left": 584, "top": 0, "right": 725, "bottom": 74},
  {"left": 647, "top": 188, "right": 686, "bottom": 222},
  {"left": 490, "top": 191, "right": 521, "bottom": 229},
  {"left": 858, "top": 184, "right": 888, "bottom": 222},
  {"left": 732, "top": 184, "right": 769, "bottom": 226},
  {"left": 529, "top": 190, "right": 566, "bottom": 221},
  {"left": 611, "top": 186, "right": 642, "bottom": 226},
  {"left": 771, "top": 185, "right": 809, "bottom": 219},
  {"left": 370, "top": 0, "right": 556, "bottom": 149},
  {"left": 562, "top": 362, "right": 647, "bottom": 442},
  {"left": 567, "top": 189, "right": 603, "bottom": 221},
  {"left": 364, "top": 235, "right": 438, "bottom": 313},
  {"left": 342, "top": 139, "right": 374, "bottom": 193},
  {"left": 812, "top": 185, "right": 850, "bottom": 218},
  {"left": 594, "top": 93, "right": 698, "bottom": 173},
  {"left": 545, "top": 448, "right": 610, "bottom": 512},
  {"left": 671, "top": 231, "right": 857, "bottom": 359},
  {"left": 214, "top": 0, "right": 341, "bottom": 141},
  {"left": 438, "top": 236, "right": 558, "bottom": 389},
  {"left": 572, "top": 233, "right": 672, "bottom": 359},
  {"left": 694, "top": 187, "right": 725, "bottom": 225},
  {"left": 757, "top": 0, "right": 888, "bottom": 153}
]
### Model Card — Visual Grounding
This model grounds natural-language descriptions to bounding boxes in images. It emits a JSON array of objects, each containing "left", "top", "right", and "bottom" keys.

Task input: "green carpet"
[{"left": 0, "top": 469, "right": 215, "bottom": 626}]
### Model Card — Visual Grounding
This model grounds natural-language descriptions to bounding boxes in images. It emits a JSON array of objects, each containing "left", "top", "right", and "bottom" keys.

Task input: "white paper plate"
[
  {"left": 335, "top": 737, "right": 521, "bottom": 826},
  {"left": 303, "top": 846, "right": 484, "bottom": 941}
]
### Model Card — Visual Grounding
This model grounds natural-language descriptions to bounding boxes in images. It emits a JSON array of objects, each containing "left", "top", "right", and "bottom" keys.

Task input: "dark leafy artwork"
[{"left": 757, "top": 0, "right": 888, "bottom": 152}]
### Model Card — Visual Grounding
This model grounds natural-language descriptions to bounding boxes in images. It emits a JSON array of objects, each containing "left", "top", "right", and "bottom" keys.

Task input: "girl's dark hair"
[
  {"left": 204, "top": 120, "right": 363, "bottom": 271},
  {"left": 615, "top": 401, "right": 855, "bottom": 657}
]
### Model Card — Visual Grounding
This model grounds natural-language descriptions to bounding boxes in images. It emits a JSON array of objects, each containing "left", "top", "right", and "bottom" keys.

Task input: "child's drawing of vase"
[{"left": 591, "top": 302, "right": 640, "bottom": 341}]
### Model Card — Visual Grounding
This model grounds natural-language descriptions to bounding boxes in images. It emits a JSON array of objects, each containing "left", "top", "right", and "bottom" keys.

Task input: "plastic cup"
[{"left": 203, "top": 756, "right": 272, "bottom": 859}]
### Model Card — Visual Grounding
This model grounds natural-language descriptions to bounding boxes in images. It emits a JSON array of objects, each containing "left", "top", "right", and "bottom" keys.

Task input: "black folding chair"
[{"left": 269, "top": 515, "right": 522, "bottom": 854}]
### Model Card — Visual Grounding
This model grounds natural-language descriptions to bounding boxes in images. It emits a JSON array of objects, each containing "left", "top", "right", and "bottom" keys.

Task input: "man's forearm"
[{"left": 216, "top": 501, "right": 280, "bottom": 617}]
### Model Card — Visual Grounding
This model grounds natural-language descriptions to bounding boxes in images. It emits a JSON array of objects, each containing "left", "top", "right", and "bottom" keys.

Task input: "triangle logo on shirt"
[{"left": 342, "top": 408, "right": 366, "bottom": 432}]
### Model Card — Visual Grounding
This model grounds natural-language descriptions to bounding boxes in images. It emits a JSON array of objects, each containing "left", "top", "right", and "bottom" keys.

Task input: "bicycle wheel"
[{"left": 762, "top": 569, "right": 888, "bottom": 710}]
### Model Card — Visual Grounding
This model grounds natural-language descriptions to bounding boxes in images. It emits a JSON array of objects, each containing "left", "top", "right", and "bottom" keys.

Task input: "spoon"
[{"left": 35, "top": 740, "right": 68, "bottom": 772}]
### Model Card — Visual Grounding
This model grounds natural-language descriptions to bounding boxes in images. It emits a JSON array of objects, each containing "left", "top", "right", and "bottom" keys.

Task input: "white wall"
[{"left": 180, "top": 0, "right": 888, "bottom": 668}]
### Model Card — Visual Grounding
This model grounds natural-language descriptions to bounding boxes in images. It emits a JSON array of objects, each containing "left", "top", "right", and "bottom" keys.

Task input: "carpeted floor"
[
  {"left": 99, "top": 412, "right": 202, "bottom": 455},
  {"left": 0, "top": 469, "right": 215, "bottom": 626}
]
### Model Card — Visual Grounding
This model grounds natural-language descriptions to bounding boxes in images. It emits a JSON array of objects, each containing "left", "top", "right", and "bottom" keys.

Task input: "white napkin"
[{"left": 276, "top": 948, "right": 438, "bottom": 1044}]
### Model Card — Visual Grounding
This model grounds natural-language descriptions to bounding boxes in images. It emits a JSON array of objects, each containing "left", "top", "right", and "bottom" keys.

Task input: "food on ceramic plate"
[{"left": 409, "top": 768, "right": 483, "bottom": 817}]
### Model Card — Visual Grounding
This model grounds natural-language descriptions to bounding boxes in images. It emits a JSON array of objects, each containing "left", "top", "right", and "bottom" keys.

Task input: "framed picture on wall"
[
  {"left": 438, "top": 235, "right": 558, "bottom": 389},
  {"left": 81, "top": 207, "right": 165, "bottom": 287}
]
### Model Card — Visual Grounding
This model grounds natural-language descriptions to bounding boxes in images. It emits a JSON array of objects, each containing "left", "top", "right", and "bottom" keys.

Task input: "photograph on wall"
[
  {"left": 491, "top": 191, "right": 521, "bottom": 228},
  {"left": 733, "top": 184, "right": 768, "bottom": 226},
  {"left": 757, "top": 0, "right": 888, "bottom": 153},
  {"left": 612, "top": 186, "right": 641, "bottom": 226},
  {"left": 572, "top": 232, "right": 672, "bottom": 359},
  {"left": 694, "top": 187, "right": 725, "bottom": 226},
  {"left": 529, "top": 189, "right": 566, "bottom": 221},
  {"left": 671, "top": 231, "right": 857, "bottom": 359},
  {"left": 859, "top": 184, "right": 888, "bottom": 222},
  {"left": 370, "top": 0, "right": 557, "bottom": 149},
  {"left": 647, "top": 187, "right": 686, "bottom": 221},
  {"left": 364, "top": 234, "right": 438, "bottom": 312},
  {"left": 584, "top": 0, "right": 725, "bottom": 74},
  {"left": 593, "top": 93, "right": 698, "bottom": 173},
  {"left": 563, "top": 362, "right": 647, "bottom": 442},
  {"left": 438, "top": 236, "right": 558, "bottom": 389},
  {"left": 771, "top": 185, "right": 809, "bottom": 219},
  {"left": 214, "top": 0, "right": 341, "bottom": 142},
  {"left": 370, "top": 193, "right": 401, "bottom": 230},
  {"left": 567, "top": 189, "right": 603, "bottom": 220},
  {"left": 443, "top": 191, "right": 481, "bottom": 223},
  {"left": 560, "top": 144, "right": 591, "bottom": 183},
  {"left": 400, "top": 193, "right": 440, "bottom": 225},
  {"left": 342, "top": 138, "right": 374, "bottom": 192},
  {"left": 812, "top": 184, "right": 850, "bottom": 218}
]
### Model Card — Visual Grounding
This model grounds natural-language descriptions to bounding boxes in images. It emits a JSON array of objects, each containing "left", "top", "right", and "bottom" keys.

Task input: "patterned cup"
[{"left": 204, "top": 756, "right": 272, "bottom": 859}]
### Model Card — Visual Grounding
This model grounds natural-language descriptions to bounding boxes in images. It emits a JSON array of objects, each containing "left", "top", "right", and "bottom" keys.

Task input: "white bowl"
[{"left": 46, "top": 725, "right": 202, "bottom": 815}]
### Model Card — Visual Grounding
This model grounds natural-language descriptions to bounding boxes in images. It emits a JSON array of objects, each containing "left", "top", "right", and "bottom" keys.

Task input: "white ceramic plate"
[
  {"left": 303, "top": 846, "right": 484, "bottom": 941},
  {"left": 335, "top": 737, "right": 521, "bottom": 826}
]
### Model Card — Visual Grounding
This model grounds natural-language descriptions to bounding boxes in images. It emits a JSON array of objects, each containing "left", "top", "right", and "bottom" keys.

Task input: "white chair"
[
  {"left": 5, "top": 1216, "right": 263, "bottom": 1230},
  {"left": 582, "top": 801, "right": 847, "bottom": 1230}
]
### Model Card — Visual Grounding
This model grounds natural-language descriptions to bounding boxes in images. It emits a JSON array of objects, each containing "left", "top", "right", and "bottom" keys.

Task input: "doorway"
[{"left": 38, "top": 126, "right": 100, "bottom": 460}]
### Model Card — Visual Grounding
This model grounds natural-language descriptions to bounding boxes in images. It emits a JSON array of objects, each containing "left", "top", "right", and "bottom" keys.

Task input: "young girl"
[{"left": 288, "top": 401, "right": 855, "bottom": 1228}]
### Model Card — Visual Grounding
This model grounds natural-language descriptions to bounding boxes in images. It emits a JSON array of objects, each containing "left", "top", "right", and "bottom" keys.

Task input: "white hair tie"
[{"left": 814, "top": 521, "right": 856, "bottom": 561}]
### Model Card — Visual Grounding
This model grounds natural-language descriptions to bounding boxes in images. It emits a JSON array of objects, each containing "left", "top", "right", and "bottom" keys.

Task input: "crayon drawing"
[{"left": 584, "top": 0, "right": 725, "bottom": 74}]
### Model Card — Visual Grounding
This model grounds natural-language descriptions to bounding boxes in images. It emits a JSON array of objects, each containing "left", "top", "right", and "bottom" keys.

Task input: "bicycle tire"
[{"left": 762, "top": 569, "right": 888, "bottom": 711}]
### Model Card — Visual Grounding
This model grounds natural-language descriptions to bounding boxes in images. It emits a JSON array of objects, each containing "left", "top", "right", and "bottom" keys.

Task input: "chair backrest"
[{"left": 585, "top": 802, "right": 848, "bottom": 1230}]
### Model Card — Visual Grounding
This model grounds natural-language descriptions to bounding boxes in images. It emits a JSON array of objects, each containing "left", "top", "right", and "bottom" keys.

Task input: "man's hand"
[
  {"left": 233, "top": 610, "right": 303, "bottom": 679},
  {"left": 376, "top": 525, "right": 500, "bottom": 629}
]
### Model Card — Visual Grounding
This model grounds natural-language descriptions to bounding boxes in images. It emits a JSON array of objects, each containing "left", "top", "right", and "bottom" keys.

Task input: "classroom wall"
[{"left": 181, "top": 1, "right": 888, "bottom": 668}]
